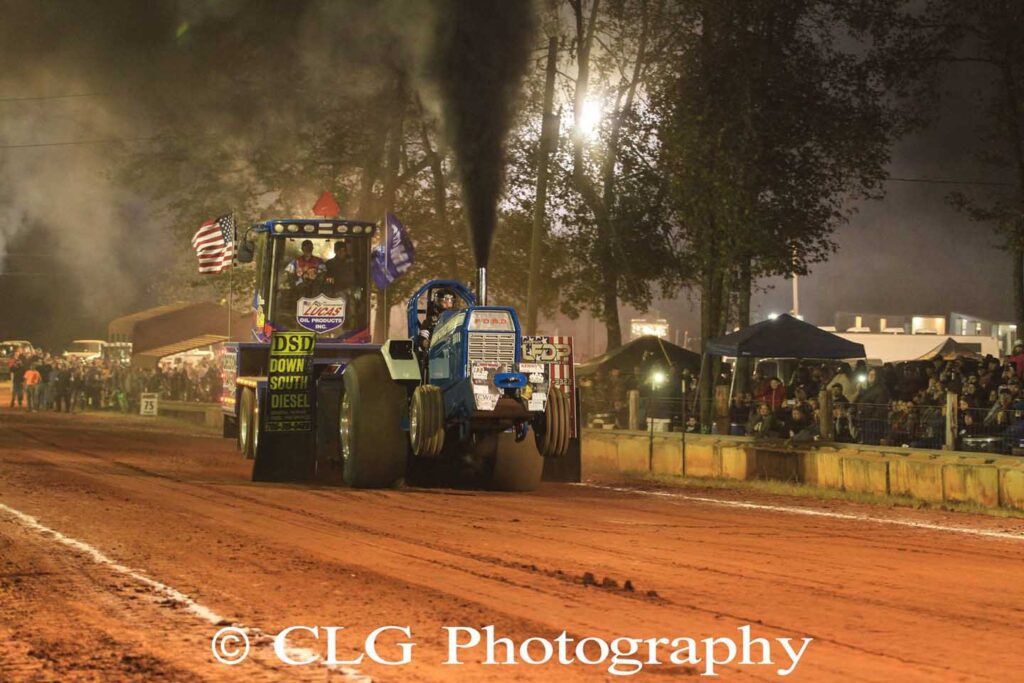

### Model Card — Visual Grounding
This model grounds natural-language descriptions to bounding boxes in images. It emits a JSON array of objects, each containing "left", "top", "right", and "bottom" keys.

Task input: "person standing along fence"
[{"left": 23, "top": 365, "right": 41, "bottom": 411}]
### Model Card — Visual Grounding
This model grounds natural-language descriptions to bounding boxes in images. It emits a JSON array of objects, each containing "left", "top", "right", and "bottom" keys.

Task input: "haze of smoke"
[
  {"left": 0, "top": 0, "right": 536, "bottom": 346},
  {"left": 0, "top": 2, "right": 178, "bottom": 338},
  {"left": 0, "top": 1, "right": 308, "bottom": 339},
  {"left": 423, "top": 0, "right": 537, "bottom": 268}
]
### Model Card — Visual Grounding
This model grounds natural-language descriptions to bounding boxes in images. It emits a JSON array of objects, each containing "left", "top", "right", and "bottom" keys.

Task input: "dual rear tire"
[
  {"left": 339, "top": 354, "right": 408, "bottom": 488},
  {"left": 537, "top": 385, "right": 570, "bottom": 459},
  {"left": 238, "top": 387, "right": 257, "bottom": 460}
]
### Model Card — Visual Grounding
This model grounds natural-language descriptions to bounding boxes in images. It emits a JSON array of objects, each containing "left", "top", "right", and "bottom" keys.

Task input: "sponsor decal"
[
  {"left": 522, "top": 336, "right": 577, "bottom": 437},
  {"left": 296, "top": 294, "right": 346, "bottom": 333},
  {"left": 266, "top": 332, "right": 316, "bottom": 432},
  {"left": 470, "top": 361, "right": 505, "bottom": 411}
]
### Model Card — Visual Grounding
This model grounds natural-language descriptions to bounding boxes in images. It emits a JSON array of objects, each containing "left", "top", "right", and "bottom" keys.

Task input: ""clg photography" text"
[{"left": 212, "top": 623, "right": 813, "bottom": 676}]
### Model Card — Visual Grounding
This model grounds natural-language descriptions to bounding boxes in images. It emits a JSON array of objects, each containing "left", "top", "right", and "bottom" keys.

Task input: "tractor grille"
[{"left": 468, "top": 332, "right": 516, "bottom": 364}]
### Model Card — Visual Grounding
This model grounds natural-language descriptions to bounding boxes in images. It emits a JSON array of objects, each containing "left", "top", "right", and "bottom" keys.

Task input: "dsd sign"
[{"left": 266, "top": 332, "right": 315, "bottom": 432}]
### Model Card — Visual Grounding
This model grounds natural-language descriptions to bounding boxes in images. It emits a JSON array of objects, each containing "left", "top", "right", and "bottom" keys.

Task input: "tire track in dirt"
[
  {"left": 4, "top": 413, "right": 1015, "bottom": 679},
  {"left": 1, "top": 425, "right": 974, "bottom": 680}
]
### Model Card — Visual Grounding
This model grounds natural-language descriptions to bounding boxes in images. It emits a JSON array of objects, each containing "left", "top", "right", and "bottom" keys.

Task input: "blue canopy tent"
[
  {"left": 707, "top": 314, "right": 866, "bottom": 359},
  {"left": 703, "top": 314, "right": 867, "bottom": 420}
]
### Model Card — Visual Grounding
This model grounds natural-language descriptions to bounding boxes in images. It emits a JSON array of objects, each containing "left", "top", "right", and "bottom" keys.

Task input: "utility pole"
[
  {"left": 525, "top": 37, "right": 559, "bottom": 335},
  {"left": 790, "top": 246, "right": 800, "bottom": 318},
  {"left": 792, "top": 273, "right": 800, "bottom": 317}
]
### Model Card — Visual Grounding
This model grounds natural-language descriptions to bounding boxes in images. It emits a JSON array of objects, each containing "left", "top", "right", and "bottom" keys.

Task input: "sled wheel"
[
  {"left": 340, "top": 354, "right": 408, "bottom": 488},
  {"left": 410, "top": 385, "right": 445, "bottom": 457}
]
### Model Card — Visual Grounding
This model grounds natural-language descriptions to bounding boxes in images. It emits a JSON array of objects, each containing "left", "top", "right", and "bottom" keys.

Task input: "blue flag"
[{"left": 371, "top": 213, "right": 415, "bottom": 289}]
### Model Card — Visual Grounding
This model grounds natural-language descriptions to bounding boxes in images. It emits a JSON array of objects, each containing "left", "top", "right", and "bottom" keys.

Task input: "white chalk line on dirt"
[
  {"left": 0, "top": 501, "right": 369, "bottom": 681},
  {"left": 578, "top": 484, "right": 1024, "bottom": 542}
]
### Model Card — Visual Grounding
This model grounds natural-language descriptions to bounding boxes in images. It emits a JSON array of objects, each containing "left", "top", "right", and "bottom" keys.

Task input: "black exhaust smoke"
[{"left": 427, "top": 0, "right": 536, "bottom": 271}]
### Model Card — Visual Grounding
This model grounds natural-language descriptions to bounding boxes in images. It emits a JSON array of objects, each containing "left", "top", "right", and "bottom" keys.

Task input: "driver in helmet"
[
  {"left": 285, "top": 239, "right": 326, "bottom": 290},
  {"left": 418, "top": 289, "right": 457, "bottom": 352}
]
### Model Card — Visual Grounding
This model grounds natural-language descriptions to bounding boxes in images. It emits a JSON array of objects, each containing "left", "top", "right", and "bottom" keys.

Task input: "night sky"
[{"left": 647, "top": 56, "right": 1015, "bottom": 346}]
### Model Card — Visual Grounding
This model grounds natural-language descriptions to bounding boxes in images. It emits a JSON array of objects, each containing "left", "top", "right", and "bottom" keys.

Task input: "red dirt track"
[{"left": 2, "top": 399, "right": 1024, "bottom": 681}]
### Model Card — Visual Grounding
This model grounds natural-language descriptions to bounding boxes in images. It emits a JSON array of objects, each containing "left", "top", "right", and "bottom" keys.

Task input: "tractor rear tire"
[
  {"left": 554, "top": 387, "right": 571, "bottom": 457},
  {"left": 491, "top": 432, "right": 544, "bottom": 492},
  {"left": 410, "top": 385, "right": 445, "bottom": 457},
  {"left": 537, "top": 386, "right": 569, "bottom": 458},
  {"left": 238, "top": 387, "right": 256, "bottom": 459},
  {"left": 340, "top": 354, "right": 408, "bottom": 488}
]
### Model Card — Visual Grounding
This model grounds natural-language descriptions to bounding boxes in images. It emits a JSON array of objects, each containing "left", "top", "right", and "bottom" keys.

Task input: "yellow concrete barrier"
[
  {"left": 943, "top": 462, "right": 999, "bottom": 508},
  {"left": 888, "top": 453, "right": 944, "bottom": 503},
  {"left": 802, "top": 448, "right": 844, "bottom": 489},
  {"left": 651, "top": 435, "right": 683, "bottom": 476},
  {"left": 579, "top": 429, "right": 1023, "bottom": 512},
  {"left": 720, "top": 445, "right": 752, "bottom": 480},
  {"left": 841, "top": 452, "right": 889, "bottom": 495},
  {"left": 684, "top": 442, "right": 718, "bottom": 478},
  {"left": 617, "top": 435, "right": 651, "bottom": 473},
  {"left": 998, "top": 461, "right": 1024, "bottom": 511}
]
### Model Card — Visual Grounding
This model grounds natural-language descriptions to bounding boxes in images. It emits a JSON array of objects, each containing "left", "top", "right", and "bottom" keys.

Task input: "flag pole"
[{"left": 227, "top": 214, "right": 234, "bottom": 341}]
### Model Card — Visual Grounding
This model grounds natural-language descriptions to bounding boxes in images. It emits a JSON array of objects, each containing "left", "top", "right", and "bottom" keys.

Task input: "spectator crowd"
[
  {"left": 5, "top": 350, "right": 223, "bottom": 414},
  {"left": 581, "top": 342, "right": 1024, "bottom": 454}
]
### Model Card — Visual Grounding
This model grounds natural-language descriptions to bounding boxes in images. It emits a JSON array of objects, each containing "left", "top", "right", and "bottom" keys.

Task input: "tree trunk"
[
  {"left": 1015, "top": 247, "right": 1024, "bottom": 335},
  {"left": 1000, "top": 58, "right": 1024, "bottom": 333},
  {"left": 734, "top": 257, "right": 753, "bottom": 395},
  {"left": 570, "top": 0, "right": 624, "bottom": 349},
  {"left": 526, "top": 36, "right": 559, "bottom": 335},
  {"left": 602, "top": 278, "right": 621, "bottom": 351},
  {"left": 698, "top": 227, "right": 727, "bottom": 429}
]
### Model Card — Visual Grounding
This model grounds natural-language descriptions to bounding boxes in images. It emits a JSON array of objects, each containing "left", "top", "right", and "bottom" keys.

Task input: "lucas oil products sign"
[
  {"left": 266, "top": 331, "right": 315, "bottom": 432},
  {"left": 296, "top": 294, "right": 346, "bottom": 333}
]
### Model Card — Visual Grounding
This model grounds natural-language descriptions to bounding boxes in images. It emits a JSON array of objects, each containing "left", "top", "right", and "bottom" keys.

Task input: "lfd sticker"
[
  {"left": 522, "top": 336, "right": 577, "bottom": 437},
  {"left": 296, "top": 295, "right": 346, "bottom": 333}
]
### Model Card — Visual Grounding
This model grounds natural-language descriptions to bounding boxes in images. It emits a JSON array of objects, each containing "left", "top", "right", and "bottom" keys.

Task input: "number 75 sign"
[{"left": 140, "top": 392, "right": 159, "bottom": 417}]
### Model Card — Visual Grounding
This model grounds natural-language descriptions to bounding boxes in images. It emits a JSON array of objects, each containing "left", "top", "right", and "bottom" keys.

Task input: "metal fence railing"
[
  {"left": 958, "top": 405, "right": 1024, "bottom": 454},
  {"left": 579, "top": 376, "right": 1024, "bottom": 457}
]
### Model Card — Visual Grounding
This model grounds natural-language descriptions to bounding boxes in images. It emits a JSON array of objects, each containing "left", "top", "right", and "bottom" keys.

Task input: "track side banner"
[
  {"left": 522, "top": 336, "right": 576, "bottom": 438},
  {"left": 265, "top": 331, "right": 315, "bottom": 432}
]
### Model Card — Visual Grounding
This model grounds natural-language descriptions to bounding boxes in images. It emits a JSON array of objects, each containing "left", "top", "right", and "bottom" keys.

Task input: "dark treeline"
[{"left": 0, "top": 1, "right": 1021, "bottom": 356}]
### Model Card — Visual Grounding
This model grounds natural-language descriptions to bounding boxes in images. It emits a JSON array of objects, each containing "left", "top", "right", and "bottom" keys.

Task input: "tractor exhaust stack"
[{"left": 477, "top": 267, "right": 487, "bottom": 305}]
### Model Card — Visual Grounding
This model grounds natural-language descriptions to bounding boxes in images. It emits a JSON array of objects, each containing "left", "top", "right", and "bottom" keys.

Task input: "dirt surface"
[{"left": 2, "top": 397, "right": 1024, "bottom": 681}]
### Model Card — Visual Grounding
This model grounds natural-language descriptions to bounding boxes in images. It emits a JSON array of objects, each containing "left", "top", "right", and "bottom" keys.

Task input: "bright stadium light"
[{"left": 578, "top": 99, "right": 602, "bottom": 139}]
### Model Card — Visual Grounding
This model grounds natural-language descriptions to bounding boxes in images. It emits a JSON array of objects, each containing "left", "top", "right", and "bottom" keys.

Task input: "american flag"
[{"left": 191, "top": 214, "right": 235, "bottom": 274}]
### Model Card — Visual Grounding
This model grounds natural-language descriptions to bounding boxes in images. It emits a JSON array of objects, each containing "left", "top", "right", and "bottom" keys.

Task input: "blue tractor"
[{"left": 222, "top": 217, "right": 570, "bottom": 490}]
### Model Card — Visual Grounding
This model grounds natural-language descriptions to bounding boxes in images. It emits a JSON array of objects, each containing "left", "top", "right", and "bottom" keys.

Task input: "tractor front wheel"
[
  {"left": 410, "top": 385, "right": 445, "bottom": 457},
  {"left": 340, "top": 354, "right": 408, "bottom": 488}
]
